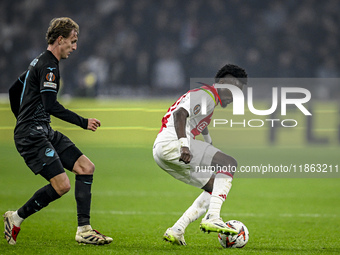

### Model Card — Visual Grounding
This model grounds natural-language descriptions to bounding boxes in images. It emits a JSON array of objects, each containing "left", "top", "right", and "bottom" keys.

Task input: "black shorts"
[{"left": 15, "top": 127, "right": 83, "bottom": 178}]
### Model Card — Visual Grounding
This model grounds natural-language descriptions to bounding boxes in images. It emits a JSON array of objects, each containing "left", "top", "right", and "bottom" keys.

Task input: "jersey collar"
[{"left": 197, "top": 82, "right": 222, "bottom": 106}]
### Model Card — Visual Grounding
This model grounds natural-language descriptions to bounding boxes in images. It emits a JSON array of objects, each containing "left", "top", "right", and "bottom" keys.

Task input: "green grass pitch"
[{"left": 0, "top": 98, "right": 339, "bottom": 255}]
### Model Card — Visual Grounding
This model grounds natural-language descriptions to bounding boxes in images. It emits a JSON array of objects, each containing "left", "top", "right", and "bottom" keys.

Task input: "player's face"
[
  {"left": 60, "top": 29, "right": 78, "bottom": 59},
  {"left": 217, "top": 76, "right": 244, "bottom": 108}
]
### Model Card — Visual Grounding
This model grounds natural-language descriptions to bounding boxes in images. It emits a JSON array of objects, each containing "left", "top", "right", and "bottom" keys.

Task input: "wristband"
[
  {"left": 203, "top": 134, "right": 212, "bottom": 144},
  {"left": 179, "top": 137, "right": 189, "bottom": 148}
]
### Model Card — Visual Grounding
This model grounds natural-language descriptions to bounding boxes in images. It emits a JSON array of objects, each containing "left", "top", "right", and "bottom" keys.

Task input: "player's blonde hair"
[{"left": 46, "top": 17, "right": 79, "bottom": 44}]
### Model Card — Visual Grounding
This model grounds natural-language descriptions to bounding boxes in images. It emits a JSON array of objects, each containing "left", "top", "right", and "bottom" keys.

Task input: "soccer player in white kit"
[{"left": 153, "top": 64, "right": 247, "bottom": 245}]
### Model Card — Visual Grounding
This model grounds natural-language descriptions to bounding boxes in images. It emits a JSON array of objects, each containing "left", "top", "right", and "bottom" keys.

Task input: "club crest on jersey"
[
  {"left": 46, "top": 72, "right": 56, "bottom": 82},
  {"left": 193, "top": 104, "right": 201, "bottom": 115}
]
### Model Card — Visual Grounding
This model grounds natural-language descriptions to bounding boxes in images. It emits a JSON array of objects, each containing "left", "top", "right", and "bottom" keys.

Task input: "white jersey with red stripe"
[{"left": 154, "top": 84, "right": 220, "bottom": 144}]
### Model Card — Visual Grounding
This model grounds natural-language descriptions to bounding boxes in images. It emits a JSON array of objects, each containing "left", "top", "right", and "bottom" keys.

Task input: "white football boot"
[
  {"left": 75, "top": 225, "right": 113, "bottom": 245},
  {"left": 3, "top": 211, "right": 21, "bottom": 245}
]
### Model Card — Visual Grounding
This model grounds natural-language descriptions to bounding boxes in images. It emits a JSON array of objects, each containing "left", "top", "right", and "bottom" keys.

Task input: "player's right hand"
[
  {"left": 180, "top": 147, "right": 191, "bottom": 164},
  {"left": 87, "top": 118, "right": 101, "bottom": 131}
]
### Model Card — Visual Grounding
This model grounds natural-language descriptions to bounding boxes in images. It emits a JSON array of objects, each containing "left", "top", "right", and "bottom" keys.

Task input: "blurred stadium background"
[{"left": 0, "top": 0, "right": 339, "bottom": 98}]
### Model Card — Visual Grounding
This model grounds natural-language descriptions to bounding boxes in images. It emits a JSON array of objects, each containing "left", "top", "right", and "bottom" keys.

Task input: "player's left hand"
[{"left": 87, "top": 118, "right": 101, "bottom": 131}]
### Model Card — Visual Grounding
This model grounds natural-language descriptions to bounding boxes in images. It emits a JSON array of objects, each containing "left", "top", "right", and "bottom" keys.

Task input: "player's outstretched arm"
[
  {"left": 41, "top": 91, "right": 88, "bottom": 129},
  {"left": 87, "top": 118, "right": 101, "bottom": 131}
]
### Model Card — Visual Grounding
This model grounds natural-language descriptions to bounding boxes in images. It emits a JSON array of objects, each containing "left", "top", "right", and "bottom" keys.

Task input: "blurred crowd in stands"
[{"left": 0, "top": 0, "right": 339, "bottom": 98}]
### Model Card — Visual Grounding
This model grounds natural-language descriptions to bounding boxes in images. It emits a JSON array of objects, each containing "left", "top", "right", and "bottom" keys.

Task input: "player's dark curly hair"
[
  {"left": 215, "top": 64, "right": 248, "bottom": 85},
  {"left": 46, "top": 17, "right": 79, "bottom": 44}
]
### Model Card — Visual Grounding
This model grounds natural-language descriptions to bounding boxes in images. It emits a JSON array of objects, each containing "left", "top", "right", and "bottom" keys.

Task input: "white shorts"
[{"left": 153, "top": 139, "right": 221, "bottom": 188}]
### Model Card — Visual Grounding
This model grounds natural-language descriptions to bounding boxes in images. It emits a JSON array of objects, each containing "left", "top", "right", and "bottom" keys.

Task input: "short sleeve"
[{"left": 178, "top": 89, "right": 215, "bottom": 118}]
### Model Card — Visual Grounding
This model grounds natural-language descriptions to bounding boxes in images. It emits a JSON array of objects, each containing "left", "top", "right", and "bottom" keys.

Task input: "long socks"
[
  {"left": 172, "top": 191, "right": 211, "bottom": 233},
  {"left": 16, "top": 184, "right": 60, "bottom": 225},
  {"left": 75, "top": 175, "right": 93, "bottom": 227}
]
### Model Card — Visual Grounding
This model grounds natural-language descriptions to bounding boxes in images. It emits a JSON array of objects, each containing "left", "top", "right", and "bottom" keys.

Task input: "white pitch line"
[{"left": 40, "top": 208, "right": 339, "bottom": 218}]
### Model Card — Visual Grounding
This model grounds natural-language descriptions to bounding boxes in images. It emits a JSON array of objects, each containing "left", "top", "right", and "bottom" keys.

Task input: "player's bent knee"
[
  {"left": 55, "top": 179, "right": 71, "bottom": 196},
  {"left": 91, "top": 161, "right": 95, "bottom": 172},
  {"left": 212, "top": 152, "right": 238, "bottom": 168},
  {"left": 225, "top": 156, "right": 237, "bottom": 176},
  {"left": 81, "top": 161, "right": 95, "bottom": 175},
  {"left": 58, "top": 181, "right": 71, "bottom": 195},
  {"left": 73, "top": 155, "right": 95, "bottom": 175},
  {"left": 212, "top": 152, "right": 238, "bottom": 177},
  {"left": 50, "top": 173, "right": 71, "bottom": 196}
]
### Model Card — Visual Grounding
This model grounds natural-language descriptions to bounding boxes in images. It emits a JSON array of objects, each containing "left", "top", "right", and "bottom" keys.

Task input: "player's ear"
[{"left": 58, "top": 36, "right": 63, "bottom": 45}]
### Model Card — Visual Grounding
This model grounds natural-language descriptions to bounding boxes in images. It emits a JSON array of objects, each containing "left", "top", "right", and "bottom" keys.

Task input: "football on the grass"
[{"left": 218, "top": 220, "right": 249, "bottom": 248}]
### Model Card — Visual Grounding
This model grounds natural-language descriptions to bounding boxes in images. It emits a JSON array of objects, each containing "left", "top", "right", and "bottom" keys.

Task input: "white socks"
[
  {"left": 172, "top": 174, "right": 233, "bottom": 233},
  {"left": 77, "top": 225, "right": 92, "bottom": 233},
  {"left": 172, "top": 191, "right": 211, "bottom": 233},
  {"left": 205, "top": 174, "right": 232, "bottom": 219},
  {"left": 12, "top": 211, "right": 24, "bottom": 227}
]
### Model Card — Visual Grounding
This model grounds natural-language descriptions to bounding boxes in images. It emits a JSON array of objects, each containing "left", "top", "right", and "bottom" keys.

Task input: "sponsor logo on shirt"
[
  {"left": 43, "top": 82, "right": 57, "bottom": 89},
  {"left": 193, "top": 104, "right": 201, "bottom": 115}
]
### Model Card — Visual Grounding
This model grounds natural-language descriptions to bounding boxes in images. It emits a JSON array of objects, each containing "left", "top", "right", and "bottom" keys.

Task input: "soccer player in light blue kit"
[{"left": 4, "top": 17, "right": 112, "bottom": 245}]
